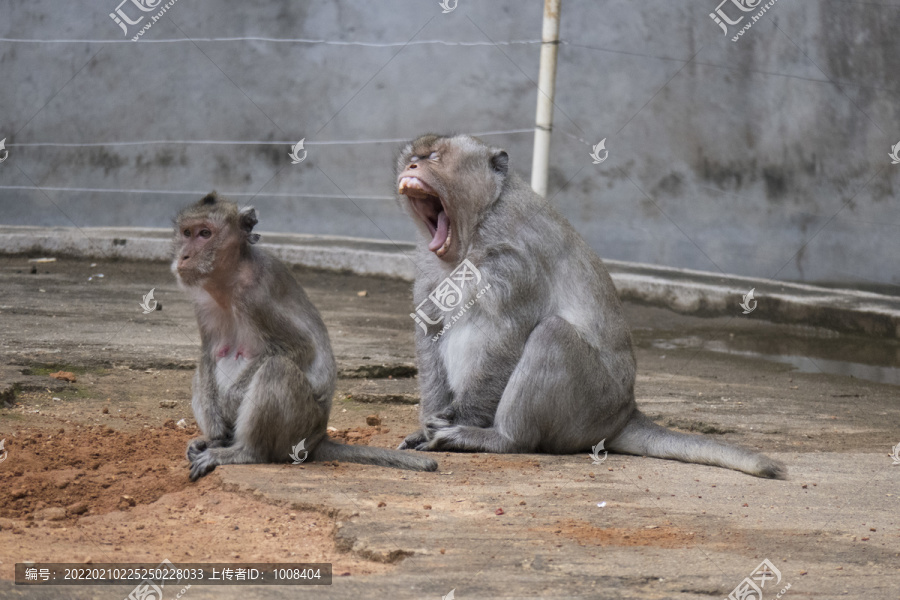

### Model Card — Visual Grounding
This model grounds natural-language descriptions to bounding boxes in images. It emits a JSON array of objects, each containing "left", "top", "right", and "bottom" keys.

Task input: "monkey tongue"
[{"left": 429, "top": 210, "right": 451, "bottom": 255}]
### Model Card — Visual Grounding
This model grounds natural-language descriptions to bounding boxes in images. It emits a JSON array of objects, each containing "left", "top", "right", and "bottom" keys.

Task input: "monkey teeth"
[
  {"left": 399, "top": 175, "right": 452, "bottom": 257},
  {"left": 398, "top": 176, "right": 436, "bottom": 199}
]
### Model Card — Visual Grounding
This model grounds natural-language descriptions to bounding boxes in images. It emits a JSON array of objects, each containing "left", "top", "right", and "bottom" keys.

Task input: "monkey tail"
[
  {"left": 605, "top": 410, "right": 786, "bottom": 479},
  {"left": 311, "top": 439, "right": 438, "bottom": 472}
]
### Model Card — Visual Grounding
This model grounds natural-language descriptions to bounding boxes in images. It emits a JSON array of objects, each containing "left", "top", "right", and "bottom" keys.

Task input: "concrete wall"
[{"left": 1, "top": 0, "right": 898, "bottom": 287}]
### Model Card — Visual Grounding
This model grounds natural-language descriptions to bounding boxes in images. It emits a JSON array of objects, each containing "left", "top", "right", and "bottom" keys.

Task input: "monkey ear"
[
  {"left": 239, "top": 206, "right": 260, "bottom": 244},
  {"left": 201, "top": 191, "right": 218, "bottom": 205},
  {"left": 490, "top": 150, "right": 509, "bottom": 178}
]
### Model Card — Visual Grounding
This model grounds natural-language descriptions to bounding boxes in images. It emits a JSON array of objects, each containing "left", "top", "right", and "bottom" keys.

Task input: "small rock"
[
  {"left": 159, "top": 400, "right": 177, "bottom": 408},
  {"left": 35, "top": 507, "right": 67, "bottom": 521},
  {"left": 495, "top": 508, "right": 505, "bottom": 516},
  {"left": 176, "top": 418, "right": 187, "bottom": 429},
  {"left": 49, "top": 371, "right": 77, "bottom": 383},
  {"left": 365, "top": 414, "right": 381, "bottom": 427},
  {"left": 67, "top": 502, "right": 89, "bottom": 516},
  {"left": 423, "top": 504, "right": 432, "bottom": 510},
  {"left": 163, "top": 419, "right": 177, "bottom": 430},
  {"left": 357, "top": 290, "right": 368, "bottom": 297},
  {"left": 120, "top": 495, "right": 136, "bottom": 507},
  {"left": 101, "top": 407, "right": 109, "bottom": 414},
  {"left": 377, "top": 501, "right": 386, "bottom": 508}
]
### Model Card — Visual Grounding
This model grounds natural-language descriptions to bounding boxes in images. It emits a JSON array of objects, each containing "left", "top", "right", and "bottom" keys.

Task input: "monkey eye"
[
  {"left": 428, "top": 151, "right": 438, "bottom": 160},
  {"left": 183, "top": 229, "right": 191, "bottom": 237},
  {"left": 199, "top": 229, "right": 212, "bottom": 239}
]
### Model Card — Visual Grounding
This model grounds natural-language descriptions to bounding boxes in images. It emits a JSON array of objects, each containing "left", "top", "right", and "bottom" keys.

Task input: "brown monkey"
[
  {"left": 396, "top": 134, "right": 785, "bottom": 479},
  {"left": 173, "top": 193, "right": 437, "bottom": 480}
]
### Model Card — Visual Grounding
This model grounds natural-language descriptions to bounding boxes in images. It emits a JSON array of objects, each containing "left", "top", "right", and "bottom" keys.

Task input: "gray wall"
[{"left": 1, "top": 0, "right": 898, "bottom": 287}]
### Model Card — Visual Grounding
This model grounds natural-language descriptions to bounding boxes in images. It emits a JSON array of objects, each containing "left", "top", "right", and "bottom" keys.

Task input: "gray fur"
[
  {"left": 174, "top": 195, "right": 437, "bottom": 480},
  {"left": 395, "top": 135, "right": 785, "bottom": 479}
]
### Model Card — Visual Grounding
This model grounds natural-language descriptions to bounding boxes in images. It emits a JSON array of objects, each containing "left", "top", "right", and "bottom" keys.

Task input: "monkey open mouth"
[{"left": 398, "top": 176, "right": 451, "bottom": 257}]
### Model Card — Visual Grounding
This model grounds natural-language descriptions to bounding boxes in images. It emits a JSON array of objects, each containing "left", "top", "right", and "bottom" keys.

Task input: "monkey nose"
[{"left": 409, "top": 163, "right": 417, "bottom": 169}]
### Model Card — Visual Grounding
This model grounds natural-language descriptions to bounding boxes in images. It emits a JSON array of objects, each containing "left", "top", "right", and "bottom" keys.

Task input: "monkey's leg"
[
  {"left": 189, "top": 357, "right": 327, "bottom": 480},
  {"left": 423, "top": 317, "right": 631, "bottom": 454}
]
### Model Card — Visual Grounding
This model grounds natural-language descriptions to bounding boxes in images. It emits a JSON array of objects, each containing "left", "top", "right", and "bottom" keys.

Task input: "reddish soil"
[{"left": 0, "top": 422, "right": 393, "bottom": 581}]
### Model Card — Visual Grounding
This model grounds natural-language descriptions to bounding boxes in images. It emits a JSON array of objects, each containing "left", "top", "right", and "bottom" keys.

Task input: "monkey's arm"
[
  {"left": 190, "top": 354, "right": 232, "bottom": 443},
  {"left": 414, "top": 330, "right": 525, "bottom": 450},
  {"left": 398, "top": 336, "right": 454, "bottom": 449}
]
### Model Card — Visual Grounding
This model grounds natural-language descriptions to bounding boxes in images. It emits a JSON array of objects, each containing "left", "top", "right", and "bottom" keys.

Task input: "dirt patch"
[
  {"left": 0, "top": 425, "right": 197, "bottom": 520},
  {"left": 536, "top": 519, "right": 709, "bottom": 549},
  {"left": 329, "top": 426, "right": 383, "bottom": 445},
  {"left": 0, "top": 424, "right": 393, "bottom": 581}
]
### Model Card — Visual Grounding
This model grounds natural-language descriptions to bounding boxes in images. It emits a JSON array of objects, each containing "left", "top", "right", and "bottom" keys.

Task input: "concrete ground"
[{"left": 0, "top": 256, "right": 898, "bottom": 600}]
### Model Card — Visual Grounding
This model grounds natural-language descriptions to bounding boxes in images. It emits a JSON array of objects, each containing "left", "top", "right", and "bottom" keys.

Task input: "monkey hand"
[
  {"left": 398, "top": 430, "right": 427, "bottom": 450},
  {"left": 186, "top": 437, "right": 208, "bottom": 462},
  {"left": 417, "top": 425, "right": 464, "bottom": 452},
  {"left": 411, "top": 409, "right": 457, "bottom": 450},
  {"left": 188, "top": 448, "right": 218, "bottom": 481},
  {"left": 186, "top": 438, "right": 220, "bottom": 481},
  {"left": 423, "top": 407, "right": 456, "bottom": 440},
  {"left": 398, "top": 406, "right": 457, "bottom": 450}
]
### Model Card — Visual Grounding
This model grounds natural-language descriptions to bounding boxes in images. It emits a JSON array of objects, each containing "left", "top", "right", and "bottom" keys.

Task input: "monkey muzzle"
[{"left": 399, "top": 176, "right": 452, "bottom": 257}]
